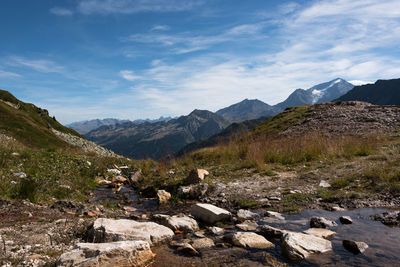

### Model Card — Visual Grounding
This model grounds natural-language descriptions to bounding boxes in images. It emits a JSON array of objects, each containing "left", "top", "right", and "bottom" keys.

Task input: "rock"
[
  {"left": 236, "top": 220, "right": 258, "bottom": 231},
  {"left": 56, "top": 241, "right": 154, "bottom": 267},
  {"left": 88, "top": 218, "right": 174, "bottom": 246},
  {"left": 310, "top": 217, "right": 337, "bottom": 228},
  {"left": 332, "top": 206, "right": 346, "bottom": 211},
  {"left": 229, "top": 232, "right": 274, "bottom": 249},
  {"left": 170, "top": 241, "right": 199, "bottom": 256},
  {"left": 128, "top": 170, "right": 142, "bottom": 184},
  {"left": 177, "top": 184, "right": 208, "bottom": 199},
  {"left": 95, "top": 177, "right": 112, "bottom": 186},
  {"left": 190, "top": 203, "right": 231, "bottom": 224},
  {"left": 339, "top": 216, "right": 353, "bottom": 224},
  {"left": 11, "top": 152, "right": 20, "bottom": 156},
  {"left": 237, "top": 209, "right": 260, "bottom": 222},
  {"left": 281, "top": 232, "right": 332, "bottom": 261},
  {"left": 268, "top": 196, "right": 281, "bottom": 201},
  {"left": 194, "top": 231, "right": 206, "bottom": 238},
  {"left": 107, "top": 168, "right": 121, "bottom": 175},
  {"left": 319, "top": 180, "right": 331, "bottom": 188},
  {"left": 157, "top": 190, "right": 171, "bottom": 204},
  {"left": 13, "top": 172, "right": 27, "bottom": 179},
  {"left": 208, "top": 226, "right": 224, "bottom": 236},
  {"left": 51, "top": 201, "right": 85, "bottom": 213},
  {"left": 157, "top": 215, "right": 199, "bottom": 233},
  {"left": 303, "top": 228, "right": 336, "bottom": 239},
  {"left": 191, "top": 237, "right": 215, "bottom": 249},
  {"left": 342, "top": 240, "right": 368, "bottom": 254},
  {"left": 112, "top": 176, "right": 128, "bottom": 183},
  {"left": 184, "top": 169, "right": 209, "bottom": 185},
  {"left": 265, "top": 211, "right": 285, "bottom": 220},
  {"left": 371, "top": 210, "right": 400, "bottom": 226},
  {"left": 256, "top": 225, "right": 287, "bottom": 238}
]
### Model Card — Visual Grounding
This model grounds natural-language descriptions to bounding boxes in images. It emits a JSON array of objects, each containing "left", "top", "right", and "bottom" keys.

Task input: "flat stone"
[
  {"left": 236, "top": 220, "right": 258, "bottom": 231},
  {"left": 191, "top": 237, "right": 215, "bottom": 249},
  {"left": 256, "top": 225, "right": 287, "bottom": 238},
  {"left": 339, "top": 216, "right": 353, "bottom": 224},
  {"left": 343, "top": 240, "right": 368, "bottom": 254},
  {"left": 303, "top": 228, "right": 336, "bottom": 239},
  {"left": 165, "top": 215, "right": 199, "bottom": 233},
  {"left": 88, "top": 218, "right": 174, "bottom": 246},
  {"left": 208, "top": 226, "right": 224, "bottom": 236},
  {"left": 190, "top": 203, "right": 231, "bottom": 224},
  {"left": 310, "top": 217, "right": 337, "bottom": 228},
  {"left": 281, "top": 232, "right": 332, "bottom": 261},
  {"left": 56, "top": 241, "right": 154, "bottom": 267},
  {"left": 265, "top": 211, "right": 285, "bottom": 220},
  {"left": 237, "top": 209, "right": 260, "bottom": 222},
  {"left": 230, "top": 232, "right": 274, "bottom": 249}
]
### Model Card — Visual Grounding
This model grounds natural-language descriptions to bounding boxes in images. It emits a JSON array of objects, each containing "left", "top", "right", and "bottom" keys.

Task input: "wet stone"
[{"left": 343, "top": 240, "right": 368, "bottom": 254}]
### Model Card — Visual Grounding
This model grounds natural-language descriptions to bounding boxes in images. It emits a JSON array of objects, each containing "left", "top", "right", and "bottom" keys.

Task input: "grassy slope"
[{"left": 0, "top": 90, "right": 81, "bottom": 150}]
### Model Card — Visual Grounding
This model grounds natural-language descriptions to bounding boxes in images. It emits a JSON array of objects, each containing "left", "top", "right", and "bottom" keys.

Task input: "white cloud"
[
  {"left": 50, "top": 7, "right": 74, "bottom": 16},
  {"left": 77, "top": 0, "right": 204, "bottom": 15},
  {"left": 151, "top": 25, "right": 170, "bottom": 31},
  {"left": 119, "top": 70, "right": 141, "bottom": 81}
]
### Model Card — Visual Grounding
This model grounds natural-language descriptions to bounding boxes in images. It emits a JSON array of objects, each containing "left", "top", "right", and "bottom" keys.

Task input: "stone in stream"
[
  {"left": 236, "top": 220, "right": 258, "bottom": 231},
  {"left": 184, "top": 169, "right": 209, "bottom": 185},
  {"left": 256, "top": 225, "right": 287, "bottom": 238},
  {"left": 342, "top": 240, "right": 369, "bottom": 254},
  {"left": 56, "top": 241, "right": 154, "bottom": 267},
  {"left": 281, "top": 232, "right": 332, "bottom": 261},
  {"left": 208, "top": 226, "right": 225, "bottom": 236},
  {"left": 191, "top": 237, "right": 215, "bottom": 249},
  {"left": 190, "top": 203, "right": 231, "bottom": 224},
  {"left": 310, "top": 217, "right": 337, "bottom": 228},
  {"left": 87, "top": 218, "right": 174, "bottom": 246},
  {"left": 157, "top": 190, "right": 171, "bottom": 204},
  {"left": 237, "top": 209, "right": 260, "bottom": 222},
  {"left": 170, "top": 240, "right": 199, "bottom": 256},
  {"left": 303, "top": 228, "right": 336, "bottom": 239},
  {"left": 265, "top": 211, "right": 285, "bottom": 220},
  {"left": 229, "top": 232, "right": 274, "bottom": 249},
  {"left": 153, "top": 214, "right": 199, "bottom": 233},
  {"left": 371, "top": 210, "right": 400, "bottom": 226},
  {"left": 339, "top": 216, "right": 353, "bottom": 224}
]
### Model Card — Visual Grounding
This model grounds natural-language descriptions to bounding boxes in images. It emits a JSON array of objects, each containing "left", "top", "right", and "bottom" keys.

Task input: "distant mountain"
[
  {"left": 338, "top": 78, "right": 400, "bottom": 105},
  {"left": 86, "top": 110, "right": 230, "bottom": 159},
  {"left": 216, "top": 99, "right": 279, "bottom": 122},
  {"left": 68, "top": 116, "right": 174, "bottom": 134},
  {"left": 275, "top": 78, "right": 354, "bottom": 110},
  {"left": 176, "top": 116, "right": 270, "bottom": 156}
]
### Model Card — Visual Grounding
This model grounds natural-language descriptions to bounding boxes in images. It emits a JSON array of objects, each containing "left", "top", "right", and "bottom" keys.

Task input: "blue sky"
[{"left": 1, "top": 0, "right": 400, "bottom": 124}]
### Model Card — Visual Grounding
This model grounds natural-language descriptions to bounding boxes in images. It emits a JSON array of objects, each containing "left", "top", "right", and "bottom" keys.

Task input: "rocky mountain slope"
[
  {"left": 86, "top": 109, "right": 230, "bottom": 159},
  {"left": 338, "top": 78, "right": 400, "bottom": 105},
  {"left": 216, "top": 99, "right": 279, "bottom": 122},
  {"left": 177, "top": 116, "right": 270, "bottom": 156}
]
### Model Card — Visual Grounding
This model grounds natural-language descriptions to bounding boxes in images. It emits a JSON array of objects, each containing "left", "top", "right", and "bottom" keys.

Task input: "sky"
[{"left": 1, "top": 0, "right": 400, "bottom": 124}]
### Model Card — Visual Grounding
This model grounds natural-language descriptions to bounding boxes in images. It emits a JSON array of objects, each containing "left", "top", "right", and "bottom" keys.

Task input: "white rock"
[
  {"left": 13, "top": 172, "right": 27, "bottom": 179},
  {"left": 162, "top": 215, "right": 199, "bottom": 233},
  {"left": 319, "top": 180, "right": 331, "bottom": 188},
  {"left": 191, "top": 237, "right": 215, "bottom": 249},
  {"left": 236, "top": 220, "right": 258, "bottom": 231},
  {"left": 303, "top": 228, "right": 336, "bottom": 239},
  {"left": 190, "top": 203, "right": 231, "bottom": 224},
  {"left": 265, "top": 211, "right": 285, "bottom": 220},
  {"left": 208, "top": 226, "right": 225, "bottom": 236},
  {"left": 256, "top": 225, "right": 287, "bottom": 238},
  {"left": 310, "top": 217, "right": 337, "bottom": 228},
  {"left": 56, "top": 241, "right": 154, "bottom": 267},
  {"left": 281, "top": 232, "right": 332, "bottom": 261},
  {"left": 237, "top": 209, "right": 260, "bottom": 222},
  {"left": 107, "top": 169, "right": 121, "bottom": 175},
  {"left": 230, "top": 232, "right": 274, "bottom": 249},
  {"left": 88, "top": 218, "right": 174, "bottom": 246},
  {"left": 157, "top": 190, "right": 171, "bottom": 204}
]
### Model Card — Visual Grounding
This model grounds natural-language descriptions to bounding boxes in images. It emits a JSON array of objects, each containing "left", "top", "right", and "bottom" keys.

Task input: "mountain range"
[
  {"left": 86, "top": 110, "right": 230, "bottom": 159},
  {"left": 81, "top": 78, "right": 355, "bottom": 159}
]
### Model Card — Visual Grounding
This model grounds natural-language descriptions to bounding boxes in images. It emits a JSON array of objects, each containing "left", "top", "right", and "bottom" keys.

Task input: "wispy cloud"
[
  {"left": 50, "top": 7, "right": 74, "bottom": 16},
  {"left": 0, "top": 69, "right": 21, "bottom": 78},
  {"left": 151, "top": 25, "right": 170, "bottom": 31},
  {"left": 77, "top": 0, "right": 204, "bottom": 15},
  {"left": 119, "top": 70, "right": 141, "bottom": 81},
  {"left": 7, "top": 56, "right": 65, "bottom": 74}
]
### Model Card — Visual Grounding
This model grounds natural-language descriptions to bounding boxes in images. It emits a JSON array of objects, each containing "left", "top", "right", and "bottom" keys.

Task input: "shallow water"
[{"left": 93, "top": 186, "right": 400, "bottom": 266}]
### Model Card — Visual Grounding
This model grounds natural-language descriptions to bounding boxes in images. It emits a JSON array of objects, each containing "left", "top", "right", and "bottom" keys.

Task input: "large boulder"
[
  {"left": 303, "top": 228, "right": 336, "bottom": 239},
  {"left": 154, "top": 214, "right": 199, "bottom": 233},
  {"left": 190, "top": 203, "right": 231, "bottom": 224},
  {"left": 88, "top": 218, "right": 174, "bottom": 246},
  {"left": 371, "top": 210, "right": 400, "bottom": 226},
  {"left": 229, "top": 232, "right": 274, "bottom": 249},
  {"left": 310, "top": 217, "right": 337, "bottom": 228},
  {"left": 56, "top": 241, "right": 154, "bottom": 267},
  {"left": 184, "top": 169, "right": 209, "bottom": 185},
  {"left": 281, "top": 232, "right": 332, "bottom": 261}
]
